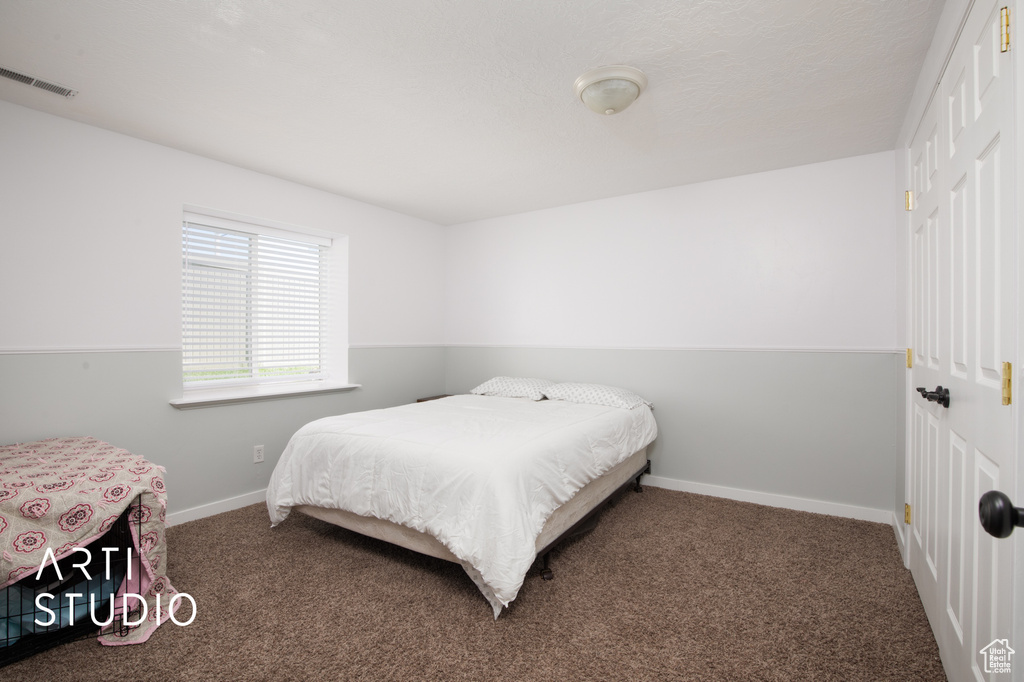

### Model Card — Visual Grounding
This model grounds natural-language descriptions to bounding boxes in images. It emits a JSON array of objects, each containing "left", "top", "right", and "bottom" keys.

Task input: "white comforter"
[{"left": 266, "top": 394, "right": 657, "bottom": 616}]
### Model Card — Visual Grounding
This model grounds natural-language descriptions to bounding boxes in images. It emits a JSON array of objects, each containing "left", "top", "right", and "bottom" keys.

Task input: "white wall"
[
  {"left": 445, "top": 151, "right": 897, "bottom": 351},
  {"left": 444, "top": 152, "right": 902, "bottom": 520},
  {"left": 0, "top": 99, "right": 445, "bottom": 352},
  {"left": 0, "top": 100, "right": 448, "bottom": 516},
  {"left": 0, "top": 97, "right": 904, "bottom": 522}
]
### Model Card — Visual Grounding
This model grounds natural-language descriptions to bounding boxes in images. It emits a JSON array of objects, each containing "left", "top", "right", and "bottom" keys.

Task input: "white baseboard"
[
  {"left": 167, "top": 479, "right": 896, "bottom": 529},
  {"left": 892, "top": 512, "right": 910, "bottom": 567},
  {"left": 642, "top": 475, "right": 893, "bottom": 524},
  {"left": 166, "top": 488, "right": 267, "bottom": 527}
]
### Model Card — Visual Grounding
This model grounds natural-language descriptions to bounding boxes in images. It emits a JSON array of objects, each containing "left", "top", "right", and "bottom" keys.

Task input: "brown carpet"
[{"left": 4, "top": 487, "right": 945, "bottom": 681}]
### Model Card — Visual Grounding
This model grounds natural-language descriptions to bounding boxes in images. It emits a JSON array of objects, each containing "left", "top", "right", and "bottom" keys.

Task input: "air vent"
[{"left": 0, "top": 66, "right": 77, "bottom": 98}]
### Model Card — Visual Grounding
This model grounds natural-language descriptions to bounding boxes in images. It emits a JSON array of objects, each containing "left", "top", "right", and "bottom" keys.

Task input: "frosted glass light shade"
[{"left": 574, "top": 66, "right": 647, "bottom": 115}]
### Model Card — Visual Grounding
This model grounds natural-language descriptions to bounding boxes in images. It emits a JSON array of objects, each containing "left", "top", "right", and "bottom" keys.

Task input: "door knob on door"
[
  {"left": 979, "top": 490, "right": 1023, "bottom": 538},
  {"left": 916, "top": 386, "right": 951, "bottom": 408}
]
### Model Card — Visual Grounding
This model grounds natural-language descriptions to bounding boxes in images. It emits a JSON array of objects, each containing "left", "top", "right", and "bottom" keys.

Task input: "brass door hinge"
[
  {"left": 1002, "top": 361, "right": 1012, "bottom": 405},
  {"left": 906, "top": 348, "right": 913, "bottom": 368},
  {"left": 1001, "top": 7, "right": 1011, "bottom": 53},
  {"left": 905, "top": 504, "right": 912, "bottom": 524},
  {"left": 905, "top": 190, "right": 914, "bottom": 211}
]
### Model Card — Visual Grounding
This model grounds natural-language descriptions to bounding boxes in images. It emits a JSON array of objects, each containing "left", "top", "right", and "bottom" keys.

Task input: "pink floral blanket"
[{"left": 0, "top": 436, "right": 178, "bottom": 645}]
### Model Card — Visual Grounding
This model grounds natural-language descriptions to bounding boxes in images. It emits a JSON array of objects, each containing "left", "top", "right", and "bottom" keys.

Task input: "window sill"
[{"left": 169, "top": 381, "right": 360, "bottom": 409}]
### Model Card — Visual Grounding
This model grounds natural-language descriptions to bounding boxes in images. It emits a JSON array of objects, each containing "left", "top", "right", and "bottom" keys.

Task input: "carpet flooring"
[{"left": 4, "top": 487, "right": 945, "bottom": 681}]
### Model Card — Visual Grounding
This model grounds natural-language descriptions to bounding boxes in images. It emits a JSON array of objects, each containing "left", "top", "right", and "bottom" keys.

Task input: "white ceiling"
[{"left": 0, "top": 0, "right": 944, "bottom": 225}]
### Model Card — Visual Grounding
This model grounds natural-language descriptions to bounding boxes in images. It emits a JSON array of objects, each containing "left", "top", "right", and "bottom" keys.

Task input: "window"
[{"left": 181, "top": 211, "right": 332, "bottom": 389}]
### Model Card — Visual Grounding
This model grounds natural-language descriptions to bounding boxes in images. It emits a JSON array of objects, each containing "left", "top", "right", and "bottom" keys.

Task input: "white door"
[{"left": 908, "top": 1, "right": 1016, "bottom": 680}]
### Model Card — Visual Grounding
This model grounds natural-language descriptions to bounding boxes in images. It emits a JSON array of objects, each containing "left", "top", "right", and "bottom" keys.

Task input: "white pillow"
[
  {"left": 542, "top": 382, "right": 652, "bottom": 410},
  {"left": 469, "top": 376, "right": 554, "bottom": 401}
]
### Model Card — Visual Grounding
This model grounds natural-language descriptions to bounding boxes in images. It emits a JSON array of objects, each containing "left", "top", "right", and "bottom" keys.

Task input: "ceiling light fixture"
[{"left": 573, "top": 65, "right": 647, "bottom": 116}]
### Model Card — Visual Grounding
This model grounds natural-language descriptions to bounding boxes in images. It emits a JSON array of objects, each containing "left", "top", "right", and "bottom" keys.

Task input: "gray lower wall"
[
  {"left": 446, "top": 347, "right": 900, "bottom": 514},
  {"left": 0, "top": 346, "right": 446, "bottom": 514},
  {"left": 0, "top": 345, "right": 904, "bottom": 519}
]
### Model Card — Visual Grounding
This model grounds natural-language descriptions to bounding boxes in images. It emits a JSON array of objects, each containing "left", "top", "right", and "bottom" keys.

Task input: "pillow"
[
  {"left": 469, "top": 376, "right": 554, "bottom": 401},
  {"left": 542, "top": 382, "right": 652, "bottom": 410}
]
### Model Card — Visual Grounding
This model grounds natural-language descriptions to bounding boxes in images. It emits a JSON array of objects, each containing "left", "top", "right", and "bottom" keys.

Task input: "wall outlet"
[{"left": 253, "top": 445, "right": 265, "bottom": 463}]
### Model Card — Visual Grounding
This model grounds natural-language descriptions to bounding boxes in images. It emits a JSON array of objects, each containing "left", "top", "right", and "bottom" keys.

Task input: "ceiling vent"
[{"left": 0, "top": 66, "right": 78, "bottom": 98}]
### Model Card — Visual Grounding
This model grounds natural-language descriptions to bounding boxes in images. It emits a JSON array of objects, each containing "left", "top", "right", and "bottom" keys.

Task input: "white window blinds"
[{"left": 182, "top": 213, "right": 330, "bottom": 387}]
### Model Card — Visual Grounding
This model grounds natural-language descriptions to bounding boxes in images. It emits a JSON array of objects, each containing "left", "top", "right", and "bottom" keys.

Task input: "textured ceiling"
[{"left": 0, "top": 0, "right": 944, "bottom": 225}]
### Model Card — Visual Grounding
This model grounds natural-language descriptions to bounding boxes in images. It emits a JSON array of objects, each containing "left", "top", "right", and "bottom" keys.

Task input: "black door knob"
[
  {"left": 979, "top": 490, "right": 1023, "bottom": 539},
  {"left": 916, "top": 386, "right": 950, "bottom": 408}
]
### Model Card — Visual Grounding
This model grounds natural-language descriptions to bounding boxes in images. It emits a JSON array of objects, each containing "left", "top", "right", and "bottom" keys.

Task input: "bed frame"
[{"left": 295, "top": 447, "right": 651, "bottom": 581}]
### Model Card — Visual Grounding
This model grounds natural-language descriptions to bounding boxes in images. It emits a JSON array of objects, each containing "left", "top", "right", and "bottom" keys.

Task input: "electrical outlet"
[{"left": 253, "top": 445, "right": 265, "bottom": 463}]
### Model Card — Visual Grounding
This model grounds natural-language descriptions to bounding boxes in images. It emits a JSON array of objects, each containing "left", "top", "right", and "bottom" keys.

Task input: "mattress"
[{"left": 266, "top": 394, "right": 657, "bottom": 615}]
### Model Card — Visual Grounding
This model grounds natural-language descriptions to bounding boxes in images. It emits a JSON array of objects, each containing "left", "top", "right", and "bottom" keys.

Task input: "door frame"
[
  {"left": 1012, "top": 3, "right": 1024, "bottom": 678},
  {"left": 897, "top": 0, "right": 1021, "bottom": 679}
]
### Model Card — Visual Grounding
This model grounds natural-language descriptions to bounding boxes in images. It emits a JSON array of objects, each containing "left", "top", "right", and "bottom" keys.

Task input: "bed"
[{"left": 266, "top": 378, "right": 657, "bottom": 617}]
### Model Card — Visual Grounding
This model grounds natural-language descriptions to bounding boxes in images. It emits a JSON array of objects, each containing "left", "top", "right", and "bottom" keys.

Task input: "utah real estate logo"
[{"left": 980, "top": 639, "right": 1015, "bottom": 675}]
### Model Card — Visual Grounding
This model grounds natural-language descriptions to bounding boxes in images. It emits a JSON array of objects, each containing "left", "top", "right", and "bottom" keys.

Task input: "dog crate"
[{"left": 1, "top": 496, "right": 143, "bottom": 668}]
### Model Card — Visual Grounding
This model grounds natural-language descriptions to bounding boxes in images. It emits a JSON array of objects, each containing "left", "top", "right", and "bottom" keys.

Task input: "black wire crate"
[{"left": 1, "top": 496, "right": 143, "bottom": 668}]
